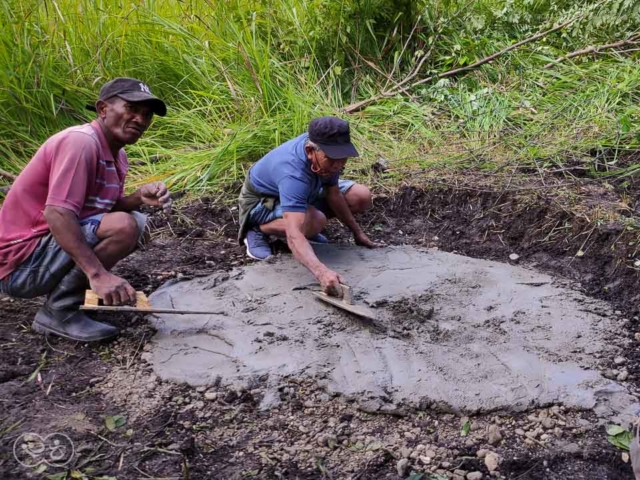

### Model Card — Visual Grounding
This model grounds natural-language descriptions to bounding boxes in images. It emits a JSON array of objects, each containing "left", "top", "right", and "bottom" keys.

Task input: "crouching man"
[
  {"left": 238, "top": 116, "right": 380, "bottom": 295},
  {"left": 0, "top": 77, "right": 172, "bottom": 342}
]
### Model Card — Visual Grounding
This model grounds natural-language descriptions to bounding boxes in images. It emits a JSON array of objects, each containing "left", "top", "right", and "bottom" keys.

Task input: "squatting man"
[
  {"left": 238, "top": 116, "right": 381, "bottom": 295},
  {"left": 0, "top": 78, "right": 172, "bottom": 342}
]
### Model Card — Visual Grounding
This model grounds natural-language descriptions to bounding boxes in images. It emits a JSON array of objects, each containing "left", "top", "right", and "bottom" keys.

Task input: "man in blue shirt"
[{"left": 237, "top": 117, "right": 379, "bottom": 295}]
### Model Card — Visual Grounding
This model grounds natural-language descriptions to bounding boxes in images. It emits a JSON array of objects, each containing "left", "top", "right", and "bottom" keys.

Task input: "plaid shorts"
[
  {"left": 249, "top": 179, "right": 355, "bottom": 227},
  {"left": 0, "top": 211, "right": 147, "bottom": 299}
]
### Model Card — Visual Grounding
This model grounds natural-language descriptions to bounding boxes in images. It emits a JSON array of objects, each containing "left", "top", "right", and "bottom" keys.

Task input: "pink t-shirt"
[{"left": 0, "top": 120, "right": 128, "bottom": 280}]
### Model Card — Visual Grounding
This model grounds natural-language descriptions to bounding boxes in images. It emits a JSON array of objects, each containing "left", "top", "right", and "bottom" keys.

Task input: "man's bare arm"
[
  {"left": 283, "top": 211, "right": 343, "bottom": 295},
  {"left": 325, "top": 186, "right": 379, "bottom": 248}
]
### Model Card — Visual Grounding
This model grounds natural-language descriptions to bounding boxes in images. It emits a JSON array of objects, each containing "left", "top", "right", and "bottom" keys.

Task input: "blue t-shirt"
[{"left": 249, "top": 133, "right": 339, "bottom": 213}]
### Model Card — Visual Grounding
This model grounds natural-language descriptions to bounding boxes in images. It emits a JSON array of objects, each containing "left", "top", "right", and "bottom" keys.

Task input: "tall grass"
[{"left": 1, "top": 0, "right": 639, "bottom": 192}]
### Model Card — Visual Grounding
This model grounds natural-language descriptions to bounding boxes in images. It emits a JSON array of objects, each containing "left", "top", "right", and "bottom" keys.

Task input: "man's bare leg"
[
  {"left": 259, "top": 206, "right": 327, "bottom": 238},
  {"left": 33, "top": 211, "right": 145, "bottom": 342}
]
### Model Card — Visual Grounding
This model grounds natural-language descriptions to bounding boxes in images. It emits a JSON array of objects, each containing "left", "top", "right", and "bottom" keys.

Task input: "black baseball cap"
[
  {"left": 86, "top": 77, "right": 167, "bottom": 116},
  {"left": 308, "top": 116, "right": 359, "bottom": 159}
]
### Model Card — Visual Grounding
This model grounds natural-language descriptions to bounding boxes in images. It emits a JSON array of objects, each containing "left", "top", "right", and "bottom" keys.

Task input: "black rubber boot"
[{"left": 32, "top": 267, "right": 119, "bottom": 342}]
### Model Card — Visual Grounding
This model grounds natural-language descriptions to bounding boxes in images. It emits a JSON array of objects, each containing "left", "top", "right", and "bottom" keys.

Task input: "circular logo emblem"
[{"left": 13, "top": 432, "right": 75, "bottom": 468}]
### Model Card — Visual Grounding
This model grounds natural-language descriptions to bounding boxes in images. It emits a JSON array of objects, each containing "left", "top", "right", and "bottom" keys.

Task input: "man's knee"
[
  {"left": 304, "top": 207, "right": 327, "bottom": 235},
  {"left": 97, "top": 212, "right": 143, "bottom": 250},
  {"left": 345, "top": 184, "right": 373, "bottom": 214}
]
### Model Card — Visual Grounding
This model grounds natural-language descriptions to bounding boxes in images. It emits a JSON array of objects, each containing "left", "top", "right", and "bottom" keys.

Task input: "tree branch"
[
  {"left": 343, "top": 15, "right": 583, "bottom": 114},
  {"left": 543, "top": 34, "right": 640, "bottom": 68}
]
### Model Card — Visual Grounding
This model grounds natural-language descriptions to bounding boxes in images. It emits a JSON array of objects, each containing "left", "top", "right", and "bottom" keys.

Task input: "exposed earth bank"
[{"left": 1, "top": 172, "right": 640, "bottom": 479}]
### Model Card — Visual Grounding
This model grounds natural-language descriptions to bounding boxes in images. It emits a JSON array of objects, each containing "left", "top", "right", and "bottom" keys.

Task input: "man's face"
[
  {"left": 307, "top": 147, "right": 348, "bottom": 177},
  {"left": 97, "top": 96, "right": 154, "bottom": 146}
]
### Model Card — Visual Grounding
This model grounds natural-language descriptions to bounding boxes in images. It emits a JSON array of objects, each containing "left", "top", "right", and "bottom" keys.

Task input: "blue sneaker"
[
  {"left": 244, "top": 229, "right": 272, "bottom": 260},
  {"left": 307, "top": 233, "right": 329, "bottom": 244}
]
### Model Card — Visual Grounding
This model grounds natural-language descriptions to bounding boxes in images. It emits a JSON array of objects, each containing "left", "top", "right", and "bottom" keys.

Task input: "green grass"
[{"left": 1, "top": 0, "right": 639, "bottom": 193}]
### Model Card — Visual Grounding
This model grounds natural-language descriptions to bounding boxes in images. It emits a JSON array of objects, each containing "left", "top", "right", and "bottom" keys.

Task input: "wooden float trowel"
[
  {"left": 312, "top": 284, "right": 378, "bottom": 322},
  {"left": 80, "top": 290, "right": 223, "bottom": 315}
]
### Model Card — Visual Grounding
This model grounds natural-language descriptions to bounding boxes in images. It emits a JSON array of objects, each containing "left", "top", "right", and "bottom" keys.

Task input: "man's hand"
[
  {"left": 354, "top": 231, "right": 383, "bottom": 249},
  {"left": 318, "top": 268, "right": 344, "bottom": 297},
  {"left": 89, "top": 271, "right": 137, "bottom": 306},
  {"left": 140, "top": 181, "right": 172, "bottom": 213}
]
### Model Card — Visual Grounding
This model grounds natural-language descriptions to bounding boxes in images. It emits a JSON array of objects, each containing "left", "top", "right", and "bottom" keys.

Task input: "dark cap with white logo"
[{"left": 86, "top": 77, "right": 167, "bottom": 116}]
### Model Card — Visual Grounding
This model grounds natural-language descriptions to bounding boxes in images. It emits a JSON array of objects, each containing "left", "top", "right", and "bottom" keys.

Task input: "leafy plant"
[
  {"left": 461, "top": 420, "right": 471, "bottom": 437},
  {"left": 606, "top": 424, "right": 634, "bottom": 451},
  {"left": 105, "top": 414, "right": 127, "bottom": 432},
  {"left": 1, "top": 0, "right": 640, "bottom": 192}
]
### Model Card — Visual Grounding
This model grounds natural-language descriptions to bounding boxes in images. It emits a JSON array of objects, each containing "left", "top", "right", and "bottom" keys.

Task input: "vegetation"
[{"left": 1, "top": 0, "right": 639, "bottom": 192}]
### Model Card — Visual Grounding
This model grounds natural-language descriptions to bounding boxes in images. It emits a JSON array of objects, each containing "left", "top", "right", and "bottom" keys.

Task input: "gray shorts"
[{"left": 0, "top": 211, "right": 147, "bottom": 299}]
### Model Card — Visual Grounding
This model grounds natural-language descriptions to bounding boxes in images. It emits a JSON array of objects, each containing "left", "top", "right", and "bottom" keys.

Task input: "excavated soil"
[{"left": 1, "top": 174, "right": 640, "bottom": 479}]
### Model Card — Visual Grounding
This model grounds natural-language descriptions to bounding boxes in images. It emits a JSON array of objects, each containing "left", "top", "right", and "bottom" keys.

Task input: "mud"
[{"left": 147, "top": 245, "right": 639, "bottom": 422}]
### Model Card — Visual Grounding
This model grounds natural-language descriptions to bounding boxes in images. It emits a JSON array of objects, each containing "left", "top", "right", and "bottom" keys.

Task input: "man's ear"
[
  {"left": 96, "top": 100, "right": 108, "bottom": 118},
  {"left": 304, "top": 145, "right": 315, "bottom": 159}
]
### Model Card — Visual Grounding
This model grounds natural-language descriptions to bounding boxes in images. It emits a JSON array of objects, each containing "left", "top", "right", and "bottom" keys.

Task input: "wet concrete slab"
[{"left": 147, "top": 245, "right": 639, "bottom": 422}]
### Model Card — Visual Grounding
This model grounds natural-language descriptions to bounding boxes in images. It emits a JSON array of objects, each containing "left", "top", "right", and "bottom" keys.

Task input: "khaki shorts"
[{"left": 0, "top": 211, "right": 147, "bottom": 299}]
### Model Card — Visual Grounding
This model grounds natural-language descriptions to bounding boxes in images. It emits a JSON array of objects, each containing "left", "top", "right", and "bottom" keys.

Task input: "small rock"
[
  {"left": 410, "top": 450, "right": 420, "bottom": 459},
  {"left": 476, "top": 449, "right": 489, "bottom": 459},
  {"left": 204, "top": 392, "right": 218, "bottom": 401},
  {"left": 515, "top": 428, "right": 526, "bottom": 436},
  {"left": 634, "top": 332, "right": 640, "bottom": 342},
  {"left": 554, "top": 427, "right": 563, "bottom": 438},
  {"left": 485, "top": 452, "right": 501, "bottom": 472},
  {"left": 196, "top": 386, "right": 207, "bottom": 393},
  {"left": 509, "top": 253, "right": 520, "bottom": 262},
  {"left": 603, "top": 369, "right": 617, "bottom": 380},
  {"left": 316, "top": 434, "right": 328, "bottom": 447},
  {"left": 622, "top": 452, "right": 630, "bottom": 463},
  {"left": 465, "top": 438, "right": 476, "bottom": 448},
  {"left": 540, "top": 434, "right": 550, "bottom": 441},
  {"left": 617, "top": 371, "right": 629, "bottom": 381},
  {"left": 467, "top": 472, "right": 483, "bottom": 480},
  {"left": 424, "top": 449, "right": 436, "bottom": 458},
  {"left": 419, "top": 455, "right": 431, "bottom": 465},
  {"left": 487, "top": 425, "right": 503, "bottom": 445},
  {"left": 541, "top": 418, "right": 556, "bottom": 429},
  {"left": 397, "top": 458, "right": 410, "bottom": 477},
  {"left": 614, "top": 356, "right": 626, "bottom": 365},
  {"left": 454, "top": 470, "right": 468, "bottom": 477},
  {"left": 441, "top": 462, "right": 452, "bottom": 468},
  {"left": 560, "top": 443, "right": 580, "bottom": 454}
]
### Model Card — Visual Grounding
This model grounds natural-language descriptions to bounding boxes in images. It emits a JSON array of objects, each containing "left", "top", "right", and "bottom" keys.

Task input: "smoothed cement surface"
[{"left": 148, "top": 246, "right": 639, "bottom": 420}]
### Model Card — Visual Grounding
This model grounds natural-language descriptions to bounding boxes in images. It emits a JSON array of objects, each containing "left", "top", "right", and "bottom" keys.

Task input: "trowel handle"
[{"left": 339, "top": 284, "right": 353, "bottom": 305}]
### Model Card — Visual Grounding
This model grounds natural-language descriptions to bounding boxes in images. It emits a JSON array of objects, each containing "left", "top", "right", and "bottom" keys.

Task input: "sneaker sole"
[
  {"left": 32, "top": 320, "right": 119, "bottom": 343},
  {"left": 244, "top": 237, "right": 271, "bottom": 261}
]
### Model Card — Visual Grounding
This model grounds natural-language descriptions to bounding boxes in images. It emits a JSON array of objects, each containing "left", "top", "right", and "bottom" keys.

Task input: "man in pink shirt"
[{"left": 0, "top": 77, "right": 172, "bottom": 342}]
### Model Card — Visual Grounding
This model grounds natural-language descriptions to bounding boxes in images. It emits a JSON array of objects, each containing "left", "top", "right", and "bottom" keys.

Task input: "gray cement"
[{"left": 147, "top": 245, "right": 639, "bottom": 422}]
